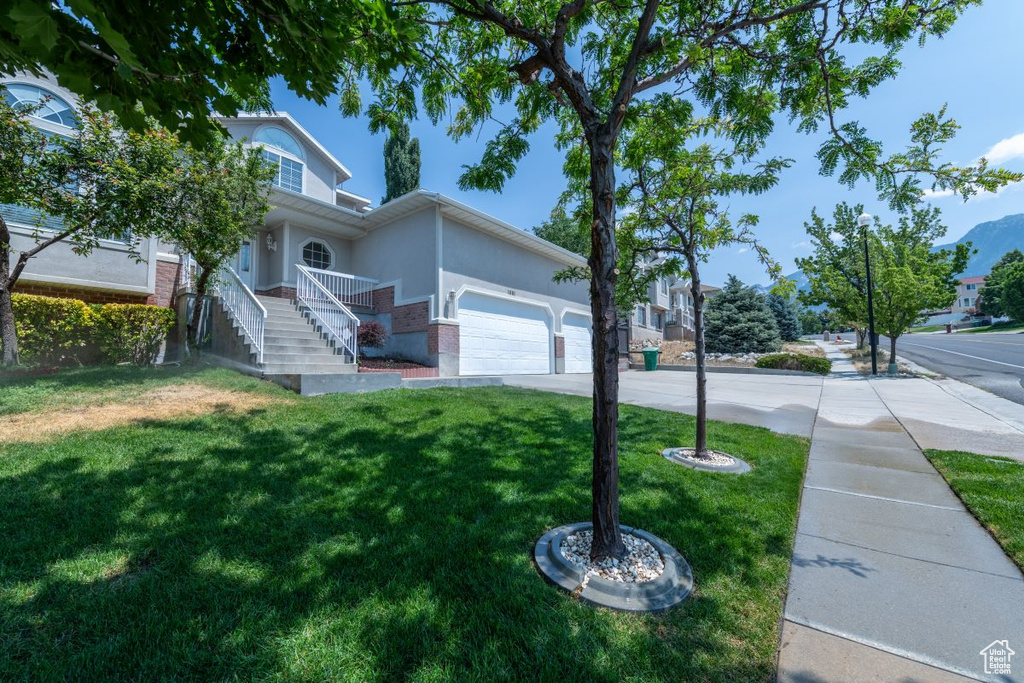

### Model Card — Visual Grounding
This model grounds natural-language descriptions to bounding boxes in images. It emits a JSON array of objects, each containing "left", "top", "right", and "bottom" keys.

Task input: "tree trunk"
[
  {"left": 890, "top": 335, "right": 897, "bottom": 361},
  {"left": 687, "top": 252, "right": 708, "bottom": 458},
  {"left": 587, "top": 129, "right": 624, "bottom": 562},
  {"left": 188, "top": 268, "right": 211, "bottom": 351},
  {"left": 856, "top": 328, "right": 867, "bottom": 350},
  {"left": 0, "top": 216, "right": 18, "bottom": 366}
]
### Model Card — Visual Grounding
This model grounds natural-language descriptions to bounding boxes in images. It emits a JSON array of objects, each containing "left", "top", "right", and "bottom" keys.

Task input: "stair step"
[
  {"left": 265, "top": 321, "right": 320, "bottom": 333},
  {"left": 262, "top": 337, "right": 337, "bottom": 350},
  {"left": 263, "top": 348, "right": 344, "bottom": 360},
  {"left": 262, "top": 362, "right": 358, "bottom": 375}
]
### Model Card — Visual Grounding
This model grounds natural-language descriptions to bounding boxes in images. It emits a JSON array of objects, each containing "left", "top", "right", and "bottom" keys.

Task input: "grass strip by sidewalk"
[
  {"left": 0, "top": 368, "right": 808, "bottom": 681},
  {"left": 925, "top": 449, "right": 1024, "bottom": 571}
]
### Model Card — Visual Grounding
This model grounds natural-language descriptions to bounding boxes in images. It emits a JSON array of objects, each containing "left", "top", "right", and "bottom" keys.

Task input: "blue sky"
[{"left": 268, "top": 1, "right": 1024, "bottom": 286}]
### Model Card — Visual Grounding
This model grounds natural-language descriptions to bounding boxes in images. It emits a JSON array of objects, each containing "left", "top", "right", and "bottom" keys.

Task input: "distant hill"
[
  {"left": 931, "top": 213, "right": 1024, "bottom": 277},
  {"left": 771, "top": 213, "right": 1024, "bottom": 296}
]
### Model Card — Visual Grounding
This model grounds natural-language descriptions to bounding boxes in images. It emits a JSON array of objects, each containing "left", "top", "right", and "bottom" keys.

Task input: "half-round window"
[
  {"left": 254, "top": 126, "right": 304, "bottom": 159},
  {"left": 3, "top": 83, "right": 78, "bottom": 128},
  {"left": 302, "top": 240, "right": 332, "bottom": 271}
]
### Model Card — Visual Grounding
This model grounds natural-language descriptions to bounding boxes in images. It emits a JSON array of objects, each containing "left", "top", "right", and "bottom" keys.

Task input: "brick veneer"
[
  {"left": 554, "top": 335, "right": 565, "bottom": 359},
  {"left": 14, "top": 283, "right": 147, "bottom": 305},
  {"left": 373, "top": 286, "right": 430, "bottom": 334},
  {"left": 149, "top": 260, "right": 181, "bottom": 308},
  {"left": 427, "top": 323, "right": 460, "bottom": 355},
  {"left": 257, "top": 286, "right": 297, "bottom": 300},
  {"left": 358, "top": 366, "right": 439, "bottom": 379}
]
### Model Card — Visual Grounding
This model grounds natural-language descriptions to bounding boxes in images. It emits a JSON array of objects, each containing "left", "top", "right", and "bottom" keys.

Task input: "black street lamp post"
[{"left": 858, "top": 212, "right": 878, "bottom": 376}]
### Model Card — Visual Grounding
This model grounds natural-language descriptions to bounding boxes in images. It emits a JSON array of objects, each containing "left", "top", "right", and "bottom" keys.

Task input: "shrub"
[
  {"left": 9, "top": 293, "right": 93, "bottom": 364},
  {"left": 92, "top": 304, "right": 177, "bottom": 366},
  {"left": 755, "top": 353, "right": 832, "bottom": 375},
  {"left": 705, "top": 275, "right": 782, "bottom": 353},
  {"left": 358, "top": 320, "right": 388, "bottom": 348}
]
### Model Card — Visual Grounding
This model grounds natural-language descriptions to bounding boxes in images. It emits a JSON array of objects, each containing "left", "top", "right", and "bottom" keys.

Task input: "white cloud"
[
  {"left": 737, "top": 247, "right": 749, "bottom": 254},
  {"left": 922, "top": 181, "right": 1023, "bottom": 203},
  {"left": 791, "top": 240, "right": 812, "bottom": 250},
  {"left": 984, "top": 132, "right": 1024, "bottom": 165},
  {"left": 922, "top": 187, "right": 956, "bottom": 200}
]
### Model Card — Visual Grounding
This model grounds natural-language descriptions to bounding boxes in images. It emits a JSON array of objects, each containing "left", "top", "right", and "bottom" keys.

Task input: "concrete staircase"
[{"left": 257, "top": 295, "right": 357, "bottom": 375}]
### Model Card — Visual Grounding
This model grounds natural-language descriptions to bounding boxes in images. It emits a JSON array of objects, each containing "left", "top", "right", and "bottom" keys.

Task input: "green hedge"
[
  {"left": 755, "top": 353, "right": 832, "bottom": 375},
  {"left": 6, "top": 293, "right": 176, "bottom": 366}
]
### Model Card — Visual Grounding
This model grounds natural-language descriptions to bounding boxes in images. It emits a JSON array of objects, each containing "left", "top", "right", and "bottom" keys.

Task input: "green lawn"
[
  {"left": 925, "top": 450, "right": 1024, "bottom": 571},
  {"left": 907, "top": 324, "right": 945, "bottom": 334},
  {"left": 0, "top": 368, "right": 808, "bottom": 681},
  {"left": 959, "top": 321, "right": 1024, "bottom": 334}
]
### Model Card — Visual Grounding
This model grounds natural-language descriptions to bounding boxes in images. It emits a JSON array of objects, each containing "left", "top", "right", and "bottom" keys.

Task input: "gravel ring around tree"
[
  {"left": 533, "top": 522, "right": 693, "bottom": 613},
  {"left": 662, "top": 447, "right": 752, "bottom": 474}
]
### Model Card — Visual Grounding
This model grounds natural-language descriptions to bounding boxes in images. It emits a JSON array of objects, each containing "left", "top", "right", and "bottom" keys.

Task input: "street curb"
[{"left": 628, "top": 362, "right": 821, "bottom": 377}]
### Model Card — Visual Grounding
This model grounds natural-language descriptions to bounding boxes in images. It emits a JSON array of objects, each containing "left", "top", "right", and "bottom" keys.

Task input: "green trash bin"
[{"left": 642, "top": 347, "right": 660, "bottom": 371}]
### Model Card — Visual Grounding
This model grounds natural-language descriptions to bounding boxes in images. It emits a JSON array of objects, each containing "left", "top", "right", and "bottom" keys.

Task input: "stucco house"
[
  {"left": 664, "top": 280, "right": 722, "bottom": 341},
  {"left": 3, "top": 73, "right": 594, "bottom": 380}
]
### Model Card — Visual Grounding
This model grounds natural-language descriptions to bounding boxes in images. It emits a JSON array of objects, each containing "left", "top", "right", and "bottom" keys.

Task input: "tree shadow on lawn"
[{"left": 0, "top": 387, "right": 806, "bottom": 681}]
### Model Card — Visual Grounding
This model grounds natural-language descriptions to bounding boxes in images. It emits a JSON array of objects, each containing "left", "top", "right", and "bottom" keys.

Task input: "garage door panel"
[
  {"left": 562, "top": 312, "right": 592, "bottom": 374},
  {"left": 459, "top": 292, "right": 551, "bottom": 376}
]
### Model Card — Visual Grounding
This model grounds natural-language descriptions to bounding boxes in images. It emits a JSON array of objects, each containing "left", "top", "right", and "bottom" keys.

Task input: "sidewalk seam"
[
  {"left": 796, "top": 531, "right": 1024, "bottom": 582},
  {"left": 802, "top": 484, "right": 961, "bottom": 510}
]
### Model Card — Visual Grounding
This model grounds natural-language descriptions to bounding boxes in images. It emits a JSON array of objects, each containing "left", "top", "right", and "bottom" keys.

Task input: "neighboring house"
[
  {"left": 953, "top": 275, "right": 985, "bottom": 314},
  {"left": 619, "top": 263, "right": 675, "bottom": 347},
  {"left": 664, "top": 280, "right": 721, "bottom": 341},
  {"left": 2, "top": 73, "right": 593, "bottom": 379}
]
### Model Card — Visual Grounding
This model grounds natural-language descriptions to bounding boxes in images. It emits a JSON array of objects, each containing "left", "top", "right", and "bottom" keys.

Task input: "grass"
[
  {"left": 959, "top": 320, "right": 1024, "bottom": 334},
  {"left": 0, "top": 367, "right": 808, "bottom": 681},
  {"left": 907, "top": 324, "right": 945, "bottom": 334},
  {"left": 925, "top": 450, "right": 1024, "bottom": 571}
]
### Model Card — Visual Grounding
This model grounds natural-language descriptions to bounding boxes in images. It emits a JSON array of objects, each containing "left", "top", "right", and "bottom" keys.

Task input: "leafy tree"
[
  {"left": 1, "top": 100, "right": 175, "bottom": 365},
  {"left": 617, "top": 110, "right": 786, "bottom": 458},
  {"left": 157, "top": 140, "right": 274, "bottom": 348},
  {"left": 1, "top": 0, "right": 416, "bottom": 144},
  {"left": 798, "top": 308, "right": 827, "bottom": 335},
  {"left": 870, "top": 206, "right": 969, "bottom": 359},
  {"left": 356, "top": 0, "right": 1019, "bottom": 561},
  {"left": 799, "top": 203, "right": 969, "bottom": 361},
  {"left": 382, "top": 121, "right": 421, "bottom": 203},
  {"left": 995, "top": 262, "right": 1024, "bottom": 323},
  {"left": 767, "top": 293, "right": 802, "bottom": 342},
  {"left": 979, "top": 250, "right": 1024, "bottom": 318},
  {"left": 534, "top": 206, "right": 589, "bottom": 257},
  {"left": 705, "top": 276, "right": 782, "bottom": 354}
]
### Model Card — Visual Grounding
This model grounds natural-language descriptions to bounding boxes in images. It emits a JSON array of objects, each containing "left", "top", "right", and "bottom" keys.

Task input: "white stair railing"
[
  {"left": 301, "top": 265, "right": 378, "bottom": 309},
  {"left": 217, "top": 265, "right": 267, "bottom": 365},
  {"left": 296, "top": 264, "right": 359, "bottom": 361}
]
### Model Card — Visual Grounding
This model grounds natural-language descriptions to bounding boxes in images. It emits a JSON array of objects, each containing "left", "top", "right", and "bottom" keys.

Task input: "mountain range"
[{"left": 774, "top": 213, "right": 1024, "bottom": 296}]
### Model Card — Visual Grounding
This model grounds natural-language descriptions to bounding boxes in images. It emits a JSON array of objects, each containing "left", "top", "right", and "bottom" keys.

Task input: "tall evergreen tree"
[
  {"left": 382, "top": 122, "right": 421, "bottom": 204},
  {"left": 705, "top": 276, "right": 782, "bottom": 354},
  {"left": 767, "top": 293, "right": 801, "bottom": 341}
]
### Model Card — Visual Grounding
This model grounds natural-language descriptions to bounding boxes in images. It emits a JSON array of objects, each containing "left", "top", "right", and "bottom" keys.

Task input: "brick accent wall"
[
  {"left": 427, "top": 323, "right": 460, "bottom": 355},
  {"left": 358, "top": 366, "right": 440, "bottom": 379},
  {"left": 14, "top": 283, "right": 147, "bottom": 305},
  {"left": 554, "top": 335, "right": 565, "bottom": 359},
  {"left": 149, "top": 260, "right": 181, "bottom": 308},
  {"left": 257, "top": 286, "right": 297, "bottom": 300},
  {"left": 373, "top": 286, "right": 430, "bottom": 334}
]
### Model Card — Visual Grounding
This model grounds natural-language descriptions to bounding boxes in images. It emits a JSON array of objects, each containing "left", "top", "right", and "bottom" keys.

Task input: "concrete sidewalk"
[
  {"left": 503, "top": 370, "right": 823, "bottom": 437},
  {"left": 779, "top": 345, "right": 1024, "bottom": 682}
]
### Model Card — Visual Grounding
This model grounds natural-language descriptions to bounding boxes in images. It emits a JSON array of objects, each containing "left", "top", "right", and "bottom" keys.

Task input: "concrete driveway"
[{"left": 503, "top": 370, "right": 824, "bottom": 438}]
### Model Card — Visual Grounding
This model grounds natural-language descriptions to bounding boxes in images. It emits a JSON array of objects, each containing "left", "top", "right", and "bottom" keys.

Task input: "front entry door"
[{"left": 235, "top": 239, "right": 256, "bottom": 291}]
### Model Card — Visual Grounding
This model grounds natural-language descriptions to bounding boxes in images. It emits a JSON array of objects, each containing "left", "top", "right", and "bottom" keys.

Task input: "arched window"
[
  {"left": 254, "top": 126, "right": 304, "bottom": 193},
  {"left": 2, "top": 83, "right": 78, "bottom": 128},
  {"left": 301, "top": 239, "right": 332, "bottom": 271}
]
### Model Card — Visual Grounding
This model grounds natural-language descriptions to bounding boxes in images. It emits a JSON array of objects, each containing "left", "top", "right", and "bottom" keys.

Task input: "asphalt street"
[{"left": 894, "top": 331, "right": 1024, "bottom": 405}]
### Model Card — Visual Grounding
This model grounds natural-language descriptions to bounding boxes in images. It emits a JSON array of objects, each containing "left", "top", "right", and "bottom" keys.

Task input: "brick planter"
[{"left": 358, "top": 366, "right": 439, "bottom": 379}]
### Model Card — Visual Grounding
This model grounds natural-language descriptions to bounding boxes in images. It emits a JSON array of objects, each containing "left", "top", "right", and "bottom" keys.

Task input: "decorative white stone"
[{"left": 559, "top": 530, "right": 666, "bottom": 584}]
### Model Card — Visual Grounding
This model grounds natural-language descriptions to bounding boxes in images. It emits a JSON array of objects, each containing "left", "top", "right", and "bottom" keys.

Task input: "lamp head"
[{"left": 857, "top": 212, "right": 872, "bottom": 228}]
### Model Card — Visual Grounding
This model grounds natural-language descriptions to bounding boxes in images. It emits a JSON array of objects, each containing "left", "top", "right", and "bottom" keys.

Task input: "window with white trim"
[
  {"left": 636, "top": 305, "right": 646, "bottom": 326},
  {"left": 255, "top": 126, "right": 304, "bottom": 193},
  {"left": 2, "top": 83, "right": 78, "bottom": 128},
  {"left": 302, "top": 240, "right": 332, "bottom": 270}
]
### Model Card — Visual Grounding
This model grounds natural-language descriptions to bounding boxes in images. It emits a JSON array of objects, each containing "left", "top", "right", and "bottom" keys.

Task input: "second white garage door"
[
  {"left": 562, "top": 312, "right": 592, "bottom": 374},
  {"left": 459, "top": 292, "right": 551, "bottom": 375}
]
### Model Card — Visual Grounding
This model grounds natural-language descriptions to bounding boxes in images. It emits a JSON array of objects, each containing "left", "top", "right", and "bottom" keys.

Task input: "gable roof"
[
  {"left": 216, "top": 112, "right": 354, "bottom": 181},
  {"left": 980, "top": 640, "right": 1015, "bottom": 654}
]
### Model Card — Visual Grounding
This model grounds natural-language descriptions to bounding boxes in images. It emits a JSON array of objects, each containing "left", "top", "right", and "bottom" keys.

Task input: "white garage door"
[
  {"left": 562, "top": 312, "right": 592, "bottom": 374},
  {"left": 459, "top": 292, "right": 551, "bottom": 375}
]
